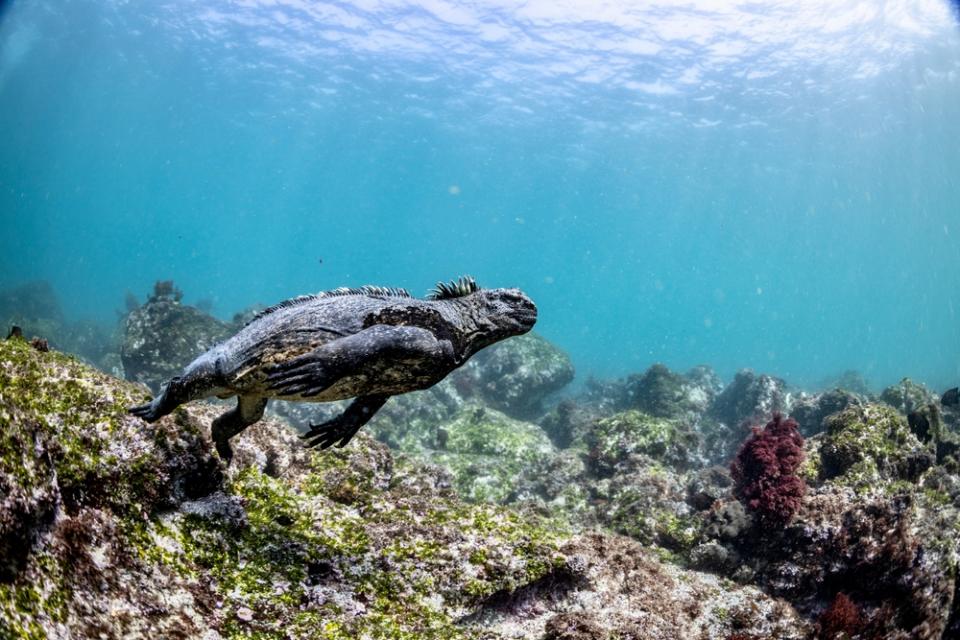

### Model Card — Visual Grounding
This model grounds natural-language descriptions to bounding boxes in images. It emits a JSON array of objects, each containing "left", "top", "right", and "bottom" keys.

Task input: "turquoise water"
[{"left": 1, "top": 0, "right": 959, "bottom": 390}]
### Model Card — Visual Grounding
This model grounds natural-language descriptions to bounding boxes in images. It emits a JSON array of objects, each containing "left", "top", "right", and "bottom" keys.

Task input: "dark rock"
[
  {"left": 120, "top": 291, "right": 231, "bottom": 392},
  {"left": 908, "top": 403, "right": 942, "bottom": 444},
  {"left": 936, "top": 431, "right": 960, "bottom": 471},
  {"left": 943, "top": 388, "right": 959, "bottom": 407},
  {"left": 540, "top": 399, "right": 583, "bottom": 449},
  {"left": 704, "top": 501, "right": 752, "bottom": 541},
  {"left": 689, "top": 542, "right": 739, "bottom": 574},
  {"left": 687, "top": 465, "right": 733, "bottom": 511}
]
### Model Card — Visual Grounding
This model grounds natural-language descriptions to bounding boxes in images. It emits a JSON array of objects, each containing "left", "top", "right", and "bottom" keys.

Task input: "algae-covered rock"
[
  {"left": 908, "top": 402, "right": 943, "bottom": 444},
  {"left": 880, "top": 377, "right": 938, "bottom": 415},
  {"left": 586, "top": 410, "right": 702, "bottom": 474},
  {"left": 476, "top": 532, "right": 811, "bottom": 639},
  {"left": 739, "top": 486, "right": 959, "bottom": 639},
  {"left": 120, "top": 283, "right": 231, "bottom": 392},
  {"left": 426, "top": 404, "right": 566, "bottom": 505},
  {"left": 595, "top": 461, "right": 701, "bottom": 552},
  {"left": 366, "top": 380, "right": 464, "bottom": 452},
  {"left": 0, "top": 337, "right": 863, "bottom": 639},
  {"left": 451, "top": 332, "right": 573, "bottom": 419},
  {"left": 0, "top": 338, "right": 579, "bottom": 639},
  {"left": 622, "top": 363, "right": 715, "bottom": 420},
  {"left": 820, "top": 403, "right": 933, "bottom": 485}
]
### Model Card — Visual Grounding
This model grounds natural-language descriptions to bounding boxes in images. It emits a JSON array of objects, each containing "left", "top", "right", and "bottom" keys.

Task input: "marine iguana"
[{"left": 129, "top": 276, "right": 537, "bottom": 460}]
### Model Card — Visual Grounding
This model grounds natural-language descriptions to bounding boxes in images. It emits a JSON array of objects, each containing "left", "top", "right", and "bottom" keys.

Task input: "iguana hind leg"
[
  {"left": 301, "top": 395, "right": 389, "bottom": 449},
  {"left": 212, "top": 395, "right": 268, "bottom": 461}
]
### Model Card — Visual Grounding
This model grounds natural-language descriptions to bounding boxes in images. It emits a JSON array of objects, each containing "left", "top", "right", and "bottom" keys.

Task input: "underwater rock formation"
[
  {"left": 704, "top": 369, "right": 795, "bottom": 464},
  {"left": 819, "top": 403, "right": 933, "bottom": 485},
  {"left": 880, "top": 377, "right": 938, "bottom": 416},
  {"left": 0, "top": 280, "right": 63, "bottom": 334},
  {"left": 687, "top": 403, "right": 960, "bottom": 638},
  {"left": 424, "top": 404, "right": 586, "bottom": 511},
  {"left": 789, "top": 387, "right": 864, "bottom": 436},
  {"left": 585, "top": 410, "right": 703, "bottom": 474},
  {"left": 0, "top": 338, "right": 811, "bottom": 639},
  {"left": 120, "top": 281, "right": 231, "bottom": 392},
  {"left": 620, "top": 363, "right": 717, "bottom": 421},
  {"left": 821, "top": 370, "right": 873, "bottom": 397},
  {"left": 450, "top": 332, "right": 574, "bottom": 419}
]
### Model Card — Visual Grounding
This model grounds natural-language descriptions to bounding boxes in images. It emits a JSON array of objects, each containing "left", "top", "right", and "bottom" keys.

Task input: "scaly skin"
[{"left": 130, "top": 280, "right": 536, "bottom": 460}]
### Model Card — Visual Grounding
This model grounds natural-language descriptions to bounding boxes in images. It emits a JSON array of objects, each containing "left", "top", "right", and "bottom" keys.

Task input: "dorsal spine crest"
[{"left": 245, "top": 285, "right": 413, "bottom": 326}]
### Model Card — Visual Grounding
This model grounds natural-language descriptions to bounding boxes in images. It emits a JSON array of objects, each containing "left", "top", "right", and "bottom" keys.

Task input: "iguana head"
[
  {"left": 471, "top": 287, "right": 538, "bottom": 338},
  {"left": 432, "top": 280, "right": 536, "bottom": 360}
]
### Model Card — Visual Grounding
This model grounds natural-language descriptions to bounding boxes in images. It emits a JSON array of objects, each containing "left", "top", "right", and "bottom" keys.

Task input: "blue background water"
[{"left": 1, "top": 0, "right": 959, "bottom": 390}]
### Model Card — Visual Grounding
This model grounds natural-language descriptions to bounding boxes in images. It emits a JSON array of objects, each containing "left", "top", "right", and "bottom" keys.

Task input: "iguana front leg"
[
  {"left": 264, "top": 324, "right": 455, "bottom": 398},
  {"left": 264, "top": 325, "right": 455, "bottom": 449},
  {"left": 300, "top": 395, "right": 389, "bottom": 449}
]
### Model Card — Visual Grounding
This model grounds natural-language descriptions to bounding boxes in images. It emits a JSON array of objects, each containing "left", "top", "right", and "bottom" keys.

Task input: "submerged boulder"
[
  {"left": 819, "top": 403, "right": 933, "bottom": 485},
  {"left": 120, "top": 281, "right": 231, "bottom": 392},
  {"left": 709, "top": 369, "right": 791, "bottom": 428},
  {"left": 425, "top": 404, "right": 580, "bottom": 509},
  {"left": 0, "top": 280, "right": 63, "bottom": 338},
  {"left": 691, "top": 399, "right": 960, "bottom": 638},
  {"left": 585, "top": 410, "right": 703, "bottom": 475},
  {"left": 450, "top": 332, "right": 574, "bottom": 419},
  {"left": 621, "top": 363, "right": 717, "bottom": 421},
  {"left": 789, "top": 388, "right": 864, "bottom": 436},
  {"left": 703, "top": 369, "right": 794, "bottom": 463}
]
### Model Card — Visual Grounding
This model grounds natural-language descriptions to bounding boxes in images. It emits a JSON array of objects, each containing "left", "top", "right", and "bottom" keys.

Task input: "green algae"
[
  {"left": 164, "top": 465, "right": 562, "bottom": 639},
  {"left": 588, "top": 410, "right": 700, "bottom": 473},
  {"left": 820, "top": 404, "right": 924, "bottom": 486},
  {"left": 425, "top": 404, "right": 556, "bottom": 504},
  {"left": 0, "top": 340, "right": 567, "bottom": 638},
  {"left": 624, "top": 363, "right": 702, "bottom": 419},
  {"left": 880, "top": 378, "right": 936, "bottom": 415}
]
